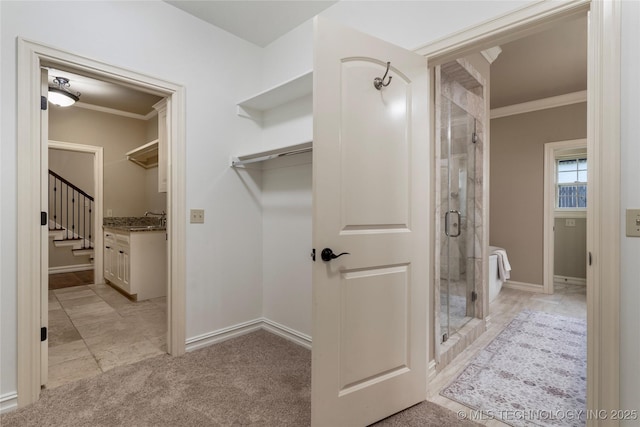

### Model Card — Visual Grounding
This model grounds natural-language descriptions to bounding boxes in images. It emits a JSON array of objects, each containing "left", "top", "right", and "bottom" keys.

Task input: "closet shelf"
[
  {"left": 126, "top": 139, "right": 159, "bottom": 169},
  {"left": 237, "top": 71, "right": 312, "bottom": 120},
  {"left": 231, "top": 141, "right": 312, "bottom": 167}
]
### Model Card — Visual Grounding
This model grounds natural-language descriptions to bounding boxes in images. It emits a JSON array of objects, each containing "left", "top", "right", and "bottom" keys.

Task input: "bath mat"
[{"left": 441, "top": 310, "right": 587, "bottom": 427}]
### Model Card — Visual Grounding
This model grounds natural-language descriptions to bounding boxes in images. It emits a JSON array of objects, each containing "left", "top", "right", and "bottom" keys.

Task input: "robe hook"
[{"left": 373, "top": 61, "right": 392, "bottom": 90}]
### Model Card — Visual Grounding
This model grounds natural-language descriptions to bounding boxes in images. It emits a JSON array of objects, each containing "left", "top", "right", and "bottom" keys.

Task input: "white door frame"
[
  {"left": 416, "top": 0, "right": 620, "bottom": 420},
  {"left": 17, "top": 38, "right": 186, "bottom": 407},
  {"left": 543, "top": 139, "right": 587, "bottom": 295},
  {"left": 48, "top": 140, "right": 105, "bottom": 286}
]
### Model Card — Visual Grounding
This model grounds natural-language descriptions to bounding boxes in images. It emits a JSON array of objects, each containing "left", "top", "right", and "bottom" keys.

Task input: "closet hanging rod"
[{"left": 231, "top": 141, "right": 312, "bottom": 167}]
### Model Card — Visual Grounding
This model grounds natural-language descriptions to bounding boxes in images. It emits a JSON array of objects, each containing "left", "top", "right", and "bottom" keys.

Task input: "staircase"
[{"left": 49, "top": 170, "right": 95, "bottom": 260}]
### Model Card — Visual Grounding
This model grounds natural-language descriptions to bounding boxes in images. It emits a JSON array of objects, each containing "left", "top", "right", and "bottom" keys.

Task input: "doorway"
[
  {"left": 419, "top": 0, "right": 621, "bottom": 419},
  {"left": 17, "top": 39, "right": 186, "bottom": 406},
  {"left": 544, "top": 139, "right": 588, "bottom": 296}
]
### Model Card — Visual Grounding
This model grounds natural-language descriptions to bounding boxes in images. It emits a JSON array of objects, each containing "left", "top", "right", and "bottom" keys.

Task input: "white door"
[
  {"left": 40, "top": 67, "right": 50, "bottom": 387},
  {"left": 312, "top": 17, "right": 430, "bottom": 427}
]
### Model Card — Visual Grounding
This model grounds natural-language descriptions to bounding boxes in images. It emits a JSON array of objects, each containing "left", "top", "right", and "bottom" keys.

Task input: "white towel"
[{"left": 491, "top": 247, "right": 511, "bottom": 280}]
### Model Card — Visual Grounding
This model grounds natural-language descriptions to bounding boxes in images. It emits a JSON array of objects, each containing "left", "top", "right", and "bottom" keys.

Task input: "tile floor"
[
  {"left": 47, "top": 283, "right": 167, "bottom": 389},
  {"left": 428, "top": 283, "right": 587, "bottom": 426}
]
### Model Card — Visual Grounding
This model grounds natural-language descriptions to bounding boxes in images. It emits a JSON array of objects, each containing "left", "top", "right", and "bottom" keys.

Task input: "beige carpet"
[{"left": 1, "top": 330, "right": 479, "bottom": 426}]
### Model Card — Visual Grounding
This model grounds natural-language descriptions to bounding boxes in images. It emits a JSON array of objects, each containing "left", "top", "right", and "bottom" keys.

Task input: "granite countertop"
[
  {"left": 103, "top": 217, "right": 166, "bottom": 233},
  {"left": 104, "top": 225, "right": 166, "bottom": 233}
]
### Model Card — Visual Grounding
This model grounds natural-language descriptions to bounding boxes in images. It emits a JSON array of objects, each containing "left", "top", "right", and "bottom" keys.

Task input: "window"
[{"left": 556, "top": 157, "right": 587, "bottom": 208}]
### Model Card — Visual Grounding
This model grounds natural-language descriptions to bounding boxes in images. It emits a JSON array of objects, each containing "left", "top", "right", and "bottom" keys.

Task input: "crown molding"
[
  {"left": 491, "top": 90, "right": 587, "bottom": 119},
  {"left": 72, "top": 102, "right": 157, "bottom": 121}
]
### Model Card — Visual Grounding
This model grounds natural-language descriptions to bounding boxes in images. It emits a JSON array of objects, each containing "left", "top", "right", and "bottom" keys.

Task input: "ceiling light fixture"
[{"left": 48, "top": 77, "right": 80, "bottom": 107}]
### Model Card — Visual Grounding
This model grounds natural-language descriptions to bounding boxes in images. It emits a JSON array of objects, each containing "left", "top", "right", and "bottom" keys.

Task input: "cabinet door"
[
  {"left": 104, "top": 232, "right": 115, "bottom": 279},
  {"left": 122, "top": 249, "right": 130, "bottom": 288}
]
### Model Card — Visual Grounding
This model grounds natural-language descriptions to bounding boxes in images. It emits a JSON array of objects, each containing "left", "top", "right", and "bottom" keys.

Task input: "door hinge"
[
  {"left": 41, "top": 327, "right": 47, "bottom": 342},
  {"left": 41, "top": 96, "right": 48, "bottom": 110},
  {"left": 472, "top": 132, "right": 478, "bottom": 143},
  {"left": 471, "top": 291, "right": 478, "bottom": 302},
  {"left": 41, "top": 211, "right": 47, "bottom": 226},
  {"left": 442, "top": 333, "right": 448, "bottom": 343},
  {"left": 311, "top": 249, "right": 316, "bottom": 262},
  {"left": 588, "top": 252, "right": 592, "bottom": 266}
]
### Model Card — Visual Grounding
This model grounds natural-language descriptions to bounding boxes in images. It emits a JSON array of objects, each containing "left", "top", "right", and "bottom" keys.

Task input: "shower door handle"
[{"left": 445, "top": 210, "right": 462, "bottom": 237}]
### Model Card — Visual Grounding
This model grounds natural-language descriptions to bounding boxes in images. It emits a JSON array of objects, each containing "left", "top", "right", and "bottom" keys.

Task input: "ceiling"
[
  {"left": 47, "top": 68, "right": 163, "bottom": 116},
  {"left": 50, "top": 6, "right": 586, "bottom": 118},
  {"left": 490, "top": 16, "right": 587, "bottom": 109},
  {"left": 165, "top": 0, "right": 338, "bottom": 47}
]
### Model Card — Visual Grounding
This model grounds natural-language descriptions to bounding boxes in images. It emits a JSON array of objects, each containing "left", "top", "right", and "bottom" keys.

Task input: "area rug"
[{"left": 441, "top": 310, "right": 587, "bottom": 427}]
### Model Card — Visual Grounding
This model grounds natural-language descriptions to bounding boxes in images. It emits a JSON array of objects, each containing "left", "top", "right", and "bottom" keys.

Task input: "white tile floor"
[
  {"left": 47, "top": 283, "right": 167, "bottom": 389},
  {"left": 428, "top": 284, "right": 587, "bottom": 426}
]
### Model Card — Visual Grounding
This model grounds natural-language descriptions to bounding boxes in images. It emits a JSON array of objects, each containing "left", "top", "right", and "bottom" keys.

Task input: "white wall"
[
  {"left": 620, "top": 0, "right": 640, "bottom": 422},
  {"left": 0, "top": 0, "right": 264, "bottom": 400},
  {"left": 4, "top": 0, "right": 637, "bottom": 414},
  {"left": 261, "top": 0, "right": 530, "bottom": 89},
  {"left": 262, "top": 154, "right": 313, "bottom": 337}
]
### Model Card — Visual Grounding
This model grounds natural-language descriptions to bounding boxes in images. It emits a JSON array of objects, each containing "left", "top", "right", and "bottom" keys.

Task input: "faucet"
[{"left": 145, "top": 210, "right": 166, "bottom": 227}]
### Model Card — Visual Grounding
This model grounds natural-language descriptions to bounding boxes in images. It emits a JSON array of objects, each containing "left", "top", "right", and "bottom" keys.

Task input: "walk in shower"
[
  {"left": 439, "top": 99, "right": 476, "bottom": 342},
  {"left": 435, "top": 58, "right": 486, "bottom": 368}
]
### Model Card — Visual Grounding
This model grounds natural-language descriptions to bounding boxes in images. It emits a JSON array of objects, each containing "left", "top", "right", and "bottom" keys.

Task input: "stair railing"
[{"left": 48, "top": 170, "right": 94, "bottom": 249}]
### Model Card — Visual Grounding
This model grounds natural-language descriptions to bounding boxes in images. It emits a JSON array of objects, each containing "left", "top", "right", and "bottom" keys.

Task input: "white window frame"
[{"left": 555, "top": 154, "right": 588, "bottom": 216}]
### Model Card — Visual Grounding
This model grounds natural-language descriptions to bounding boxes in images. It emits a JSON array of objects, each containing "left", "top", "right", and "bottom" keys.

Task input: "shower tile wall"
[{"left": 436, "top": 58, "right": 486, "bottom": 368}]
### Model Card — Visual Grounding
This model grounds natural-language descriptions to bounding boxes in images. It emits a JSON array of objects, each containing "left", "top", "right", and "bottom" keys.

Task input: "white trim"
[
  {"left": 48, "top": 264, "right": 93, "bottom": 274},
  {"left": 185, "top": 319, "right": 264, "bottom": 352},
  {"left": 503, "top": 280, "right": 544, "bottom": 293},
  {"left": 73, "top": 102, "right": 157, "bottom": 121},
  {"left": 554, "top": 209, "right": 587, "bottom": 219},
  {"left": 544, "top": 139, "right": 587, "bottom": 296},
  {"left": 491, "top": 91, "right": 587, "bottom": 119},
  {"left": 0, "top": 393, "right": 18, "bottom": 414},
  {"left": 48, "top": 140, "right": 104, "bottom": 286},
  {"left": 17, "top": 38, "right": 186, "bottom": 408},
  {"left": 427, "top": 360, "right": 437, "bottom": 381},
  {"left": 414, "top": 0, "right": 590, "bottom": 62},
  {"left": 185, "top": 318, "right": 312, "bottom": 352},
  {"left": 554, "top": 275, "right": 587, "bottom": 286},
  {"left": 587, "top": 1, "right": 621, "bottom": 417},
  {"left": 480, "top": 46, "right": 502, "bottom": 64},
  {"left": 261, "top": 318, "right": 312, "bottom": 350}
]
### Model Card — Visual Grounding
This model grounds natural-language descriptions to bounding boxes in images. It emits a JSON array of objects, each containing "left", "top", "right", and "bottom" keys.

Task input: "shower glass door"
[{"left": 440, "top": 96, "right": 476, "bottom": 342}]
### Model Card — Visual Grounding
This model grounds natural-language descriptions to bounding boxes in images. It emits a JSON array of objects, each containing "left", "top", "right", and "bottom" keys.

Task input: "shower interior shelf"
[
  {"left": 230, "top": 141, "right": 312, "bottom": 167},
  {"left": 236, "top": 70, "right": 312, "bottom": 122}
]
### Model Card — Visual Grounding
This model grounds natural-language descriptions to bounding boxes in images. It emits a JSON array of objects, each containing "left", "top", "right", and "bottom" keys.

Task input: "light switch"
[
  {"left": 626, "top": 209, "right": 640, "bottom": 237},
  {"left": 565, "top": 218, "right": 576, "bottom": 227},
  {"left": 190, "top": 209, "right": 204, "bottom": 224}
]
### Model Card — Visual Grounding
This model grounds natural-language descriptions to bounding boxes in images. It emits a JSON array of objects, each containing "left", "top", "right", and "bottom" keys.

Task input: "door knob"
[{"left": 321, "top": 248, "right": 350, "bottom": 262}]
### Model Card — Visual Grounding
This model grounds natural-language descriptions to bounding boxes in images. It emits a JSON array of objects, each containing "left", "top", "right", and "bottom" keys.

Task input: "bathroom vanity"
[{"left": 103, "top": 226, "right": 167, "bottom": 301}]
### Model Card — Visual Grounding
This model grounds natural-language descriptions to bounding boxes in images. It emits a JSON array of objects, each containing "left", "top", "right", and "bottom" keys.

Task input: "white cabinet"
[
  {"left": 104, "top": 231, "right": 116, "bottom": 282},
  {"left": 103, "top": 228, "right": 166, "bottom": 300}
]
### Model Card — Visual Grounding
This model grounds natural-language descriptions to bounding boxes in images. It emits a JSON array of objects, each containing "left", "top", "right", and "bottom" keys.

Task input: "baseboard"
[
  {"left": 0, "top": 392, "right": 18, "bottom": 414},
  {"left": 504, "top": 280, "right": 544, "bottom": 293},
  {"left": 261, "top": 318, "right": 312, "bottom": 349},
  {"left": 553, "top": 275, "right": 586, "bottom": 286},
  {"left": 48, "top": 264, "right": 93, "bottom": 274},
  {"left": 185, "top": 319, "right": 264, "bottom": 352},
  {"left": 185, "top": 318, "right": 312, "bottom": 353},
  {"left": 428, "top": 359, "right": 437, "bottom": 381}
]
